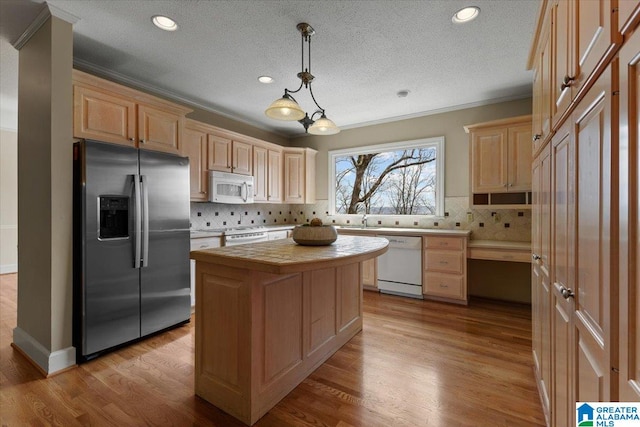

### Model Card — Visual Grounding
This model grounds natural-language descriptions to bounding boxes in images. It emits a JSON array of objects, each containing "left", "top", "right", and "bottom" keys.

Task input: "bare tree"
[
  {"left": 342, "top": 149, "right": 436, "bottom": 213},
  {"left": 387, "top": 163, "right": 436, "bottom": 214}
]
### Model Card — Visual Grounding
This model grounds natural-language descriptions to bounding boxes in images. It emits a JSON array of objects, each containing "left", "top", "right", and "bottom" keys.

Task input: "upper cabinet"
[
  {"left": 465, "top": 115, "right": 532, "bottom": 208},
  {"left": 73, "top": 69, "right": 192, "bottom": 155},
  {"left": 207, "top": 132, "right": 252, "bottom": 176},
  {"left": 253, "top": 144, "right": 282, "bottom": 203},
  {"left": 283, "top": 148, "right": 317, "bottom": 204},
  {"left": 183, "top": 119, "right": 210, "bottom": 202}
]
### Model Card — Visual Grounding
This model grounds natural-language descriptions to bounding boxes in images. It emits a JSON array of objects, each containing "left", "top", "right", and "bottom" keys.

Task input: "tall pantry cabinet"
[{"left": 528, "top": 1, "right": 640, "bottom": 426}]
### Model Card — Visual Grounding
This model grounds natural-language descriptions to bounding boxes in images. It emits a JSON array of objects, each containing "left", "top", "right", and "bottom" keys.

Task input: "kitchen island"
[{"left": 190, "top": 235, "right": 388, "bottom": 425}]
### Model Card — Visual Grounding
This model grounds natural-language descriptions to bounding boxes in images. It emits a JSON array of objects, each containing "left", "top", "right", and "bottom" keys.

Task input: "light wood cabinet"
[
  {"left": 465, "top": 115, "right": 532, "bottom": 208},
  {"left": 72, "top": 70, "right": 191, "bottom": 155},
  {"left": 253, "top": 145, "right": 283, "bottom": 202},
  {"left": 207, "top": 133, "right": 252, "bottom": 176},
  {"left": 618, "top": 23, "right": 640, "bottom": 402},
  {"left": 532, "top": 10, "right": 552, "bottom": 155},
  {"left": 422, "top": 236, "right": 467, "bottom": 304},
  {"left": 207, "top": 134, "right": 232, "bottom": 172},
  {"left": 529, "top": 3, "right": 633, "bottom": 421},
  {"left": 183, "top": 120, "right": 209, "bottom": 201},
  {"left": 362, "top": 258, "right": 377, "bottom": 290},
  {"left": 283, "top": 148, "right": 317, "bottom": 204},
  {"left": 531, "top": 142, "right": 552, "bottom": 425}
]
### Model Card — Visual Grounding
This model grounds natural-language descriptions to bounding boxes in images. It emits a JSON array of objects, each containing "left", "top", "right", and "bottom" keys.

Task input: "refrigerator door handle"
[
  {"left": 141, "top": 175, "right": 150, "bottom": 267},
  {"left": 133, "top": 174, "right": 142, "bottom": 268}
]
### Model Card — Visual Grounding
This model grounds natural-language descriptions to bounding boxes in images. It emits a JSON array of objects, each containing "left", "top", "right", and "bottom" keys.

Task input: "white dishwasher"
[{"left": 377, "top": 235, "right": 423, "bottom": 299}]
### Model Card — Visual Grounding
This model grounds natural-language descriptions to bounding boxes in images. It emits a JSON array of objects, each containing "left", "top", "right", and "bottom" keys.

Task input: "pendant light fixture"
[{"left": 265, "top": 23, "right": 340, "bottom": 135}]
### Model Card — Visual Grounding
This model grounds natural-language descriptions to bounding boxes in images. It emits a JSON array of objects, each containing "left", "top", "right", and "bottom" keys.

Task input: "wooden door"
[
  {"left": 73, "top": 85, "right": 136, "bottom": 146},
  {"left": 232, "top": 140, "right": 252, "bottom": 175},
  {"left": 507, "top": 124, "right": 532, "bottom": 191},
  {"left": 532, "top": 143, "right": 552, "bottom": 422},
  {"left": 284, "top": 152, "right": 304, "bottom": 203},
  {"left": 551, "top": 120, "right": 574, "bottom": 427},
  {"left": 572, "top": 66, "right": 614, "bottom": 404},
  {"left": 137, "top": 104, "right": 181, "bottom": 154},
  {"left": 267, "top": 149, "right": 282, "bottom": 202},
  {"left": 207, "top": 134, "right": 232, "bottom": 172},
  {"left": 618, "top": 27, "right": 640, "bottom": 402},
  {"left": 183, "top": 123, "right": 208, "bottom": 201},
  {"left": 253, "top": 145, "right": 268, "bottom": 202},
  {"left": 471, "top": 128, "right": 508, "bottom": 193}
]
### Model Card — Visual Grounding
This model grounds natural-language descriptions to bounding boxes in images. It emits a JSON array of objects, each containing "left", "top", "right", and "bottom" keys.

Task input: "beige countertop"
[
  {"left": 191, "top": 235, "right": 388, "bottom": 275},
  {"left": 336, "top": 226, "right": 472, "bottom": 237}
]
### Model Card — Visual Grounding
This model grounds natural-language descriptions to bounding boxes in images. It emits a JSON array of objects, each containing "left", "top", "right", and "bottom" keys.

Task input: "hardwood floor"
[{"left": 0, "top": 273, "right": 545, "bottom": 426}]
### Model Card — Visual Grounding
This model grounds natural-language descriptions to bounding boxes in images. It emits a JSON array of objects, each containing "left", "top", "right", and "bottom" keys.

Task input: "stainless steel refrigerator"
[{"left": 73, "top": 139, "right": 191, "bottom": 362}]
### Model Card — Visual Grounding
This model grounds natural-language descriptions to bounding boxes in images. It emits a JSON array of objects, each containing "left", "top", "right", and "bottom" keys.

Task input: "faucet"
[{"left": 362, "top": 213, "right": 368, "bottom": 228}]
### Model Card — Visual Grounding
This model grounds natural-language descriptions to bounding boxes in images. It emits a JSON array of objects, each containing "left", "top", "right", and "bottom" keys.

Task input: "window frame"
[{"left": 328, "top": 136, "right": 445, "bottom": 217}]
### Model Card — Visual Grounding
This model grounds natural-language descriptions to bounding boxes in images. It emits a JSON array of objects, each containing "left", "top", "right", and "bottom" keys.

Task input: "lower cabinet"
[
  {"left": 361, "top": 258, "right": 377, "bottom": 290},
  {"left": 422, "top": 236, "right": 468, "bottom": 304},
  {"left": 190, "top": 236, "right": 222, "bottom": 307}
]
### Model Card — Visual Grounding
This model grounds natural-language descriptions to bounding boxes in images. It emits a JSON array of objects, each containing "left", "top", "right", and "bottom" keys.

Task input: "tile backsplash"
[{"left": 190, "top": 196, "right": 531, "bottom": 242}]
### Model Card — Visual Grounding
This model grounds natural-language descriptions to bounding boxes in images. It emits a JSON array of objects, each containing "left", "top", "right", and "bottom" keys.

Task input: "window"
[{"left": 328, "top": 137, "right": 444, "bottom": 216}]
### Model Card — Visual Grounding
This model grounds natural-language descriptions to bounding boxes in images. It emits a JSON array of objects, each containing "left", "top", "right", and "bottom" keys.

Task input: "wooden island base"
[{"left": 191, "top": 236, "right": 388, "bottom": 425}]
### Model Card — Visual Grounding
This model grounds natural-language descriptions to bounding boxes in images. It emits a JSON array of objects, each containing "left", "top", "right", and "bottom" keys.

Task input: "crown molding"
[
  {"left": 72, "top": 58, "right": 290, "bottom": 139},
  {"left": 12, "top": 3, "right": 80, "bottom": 50}
]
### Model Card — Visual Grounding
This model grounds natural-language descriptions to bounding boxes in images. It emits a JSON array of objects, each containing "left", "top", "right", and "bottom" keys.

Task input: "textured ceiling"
[{"left": 0, "top": 0, "right": 539, "bottom": 136}]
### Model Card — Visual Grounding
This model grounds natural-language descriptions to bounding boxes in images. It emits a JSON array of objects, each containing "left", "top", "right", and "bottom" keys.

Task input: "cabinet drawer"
[
  {"left": 425, "top": 250, "right": 463, "bottom": 274},
  {"left": 424, "top": 273, "right": 464, "bottom": 299},
  {"left": 467, "top": 247, "right": 531, "bottom": 263},
  {"left": 424, "top": 236, "right": 464, "bottom": 251}
]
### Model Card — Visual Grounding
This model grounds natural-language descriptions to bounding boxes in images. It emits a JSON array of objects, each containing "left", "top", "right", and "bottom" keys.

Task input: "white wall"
[{"left": 1, "top": 128, "right": 17, "bottom": 273}]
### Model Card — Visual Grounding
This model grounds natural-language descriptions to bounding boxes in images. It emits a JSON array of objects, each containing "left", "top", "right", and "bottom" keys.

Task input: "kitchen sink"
[{"left": 336, "top": 225, "right": 382, "bottom": 230}]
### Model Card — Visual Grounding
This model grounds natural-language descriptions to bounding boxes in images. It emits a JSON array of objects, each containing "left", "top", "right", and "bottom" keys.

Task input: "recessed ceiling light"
[
  {"left": 397, "top": 90, "right": 410, "bottom": 98},
  {"left": 258, "top": 76, "right": 274, "bottom": 84},
  {"left": 152, "top": 15, "right": 178, "bottom": 31},
  {"left": 452, "top": 6, "right": 480, "bottom": 24}
]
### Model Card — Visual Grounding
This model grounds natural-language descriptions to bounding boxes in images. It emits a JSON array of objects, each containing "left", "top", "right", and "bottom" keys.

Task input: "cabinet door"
[
  {"left": 207, "top": 134, "right": 232, "bottom": 172},
  {"left": 618, "top": 29, "right": 640, "bottom": 401},
  {"left": 471, "top": 128, "right": 508, "bottom": 192},
  {"left": 532, "top": 143, "right": 552, "bottom": 421},
  {"left": 362, "top": 258, "right": 377, "bottom": 289},
  {"left": 232, "top": 140, "right": 252, "bottom": 175},
  {"left": 268, "top": 149, "right": 283, "bottom": 202},
  {"left": 137, "top": 104, "right": 181, "bottom": 154},
  {"left": 253, "top": 145, "right": 268, "bottom": 202},
  {"left": 183, "top": 125, "right": 208, "bottom": 201},
  {"left": 552, "top": 0, "right": 573, "bottom": 127},
  {"left": 618, "top": 0, "right": 640, "bottom": 34},
  {"left": 507, "top": 124, "right": 532, "bottom": 191},
  {"left": 573, "top": 0, "right": 617, "bottom": 94},
  {"left": 571, "top": 66, "right": 613, "bottom": 405},
  {"left": 284, "top": 152, "right": 304, "bottom": 203},
  {"left": 551, "top": 121, "right": 574, "bottom": 427},
  {"left": 73, "top": 85, "right": 136, "bottom": 147}
]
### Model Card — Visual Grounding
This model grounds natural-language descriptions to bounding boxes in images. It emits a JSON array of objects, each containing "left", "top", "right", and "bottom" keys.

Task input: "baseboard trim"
[
  {"left": 0, "top": 264, "right": 17, "bottom": 274},
  {"left": 12, "top": 327, "right": 76, "bottom": 376}
]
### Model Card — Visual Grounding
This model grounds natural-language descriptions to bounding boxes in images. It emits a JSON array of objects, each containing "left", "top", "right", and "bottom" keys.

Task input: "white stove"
[{"left": 223, "top": 226, "right": 269, "bottom": 246}]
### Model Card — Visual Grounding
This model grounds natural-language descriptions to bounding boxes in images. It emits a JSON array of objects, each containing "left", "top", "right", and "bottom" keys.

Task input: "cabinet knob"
[
  {"left": 532, "top": 253, "right": 541, "bottom": 260},
  {"left": 139, "top": 139, "right": 144, "bottom": 144},
  {"left": 561, "top": 75, "right": 575, "bottom": 91},
  {"left": 128, "top": 137, "right": 135, "bottom": 142},
  {"left": 533, "top": 134, "right": 542, "bottom": 141}
]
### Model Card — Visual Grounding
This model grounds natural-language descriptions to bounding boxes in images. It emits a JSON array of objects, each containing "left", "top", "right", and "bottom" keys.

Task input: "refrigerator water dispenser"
[{"left": 99, "top": 196, "right": 129, "bottom": 239}]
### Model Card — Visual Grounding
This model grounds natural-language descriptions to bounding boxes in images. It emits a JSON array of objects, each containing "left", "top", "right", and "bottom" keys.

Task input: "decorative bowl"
[{"left": 291, "top": 225, "right": 338, "bottom": 246}]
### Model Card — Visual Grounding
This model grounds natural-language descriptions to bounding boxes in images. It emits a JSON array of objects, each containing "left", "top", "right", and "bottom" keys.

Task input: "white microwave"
[{"left": 208, "top": 171, "right": 254, "bottom": 204}]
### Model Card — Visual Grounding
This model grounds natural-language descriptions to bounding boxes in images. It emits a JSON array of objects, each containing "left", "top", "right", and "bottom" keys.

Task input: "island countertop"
[{"left": 190, "top": 235, "right": 389, "bottom": 275}]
